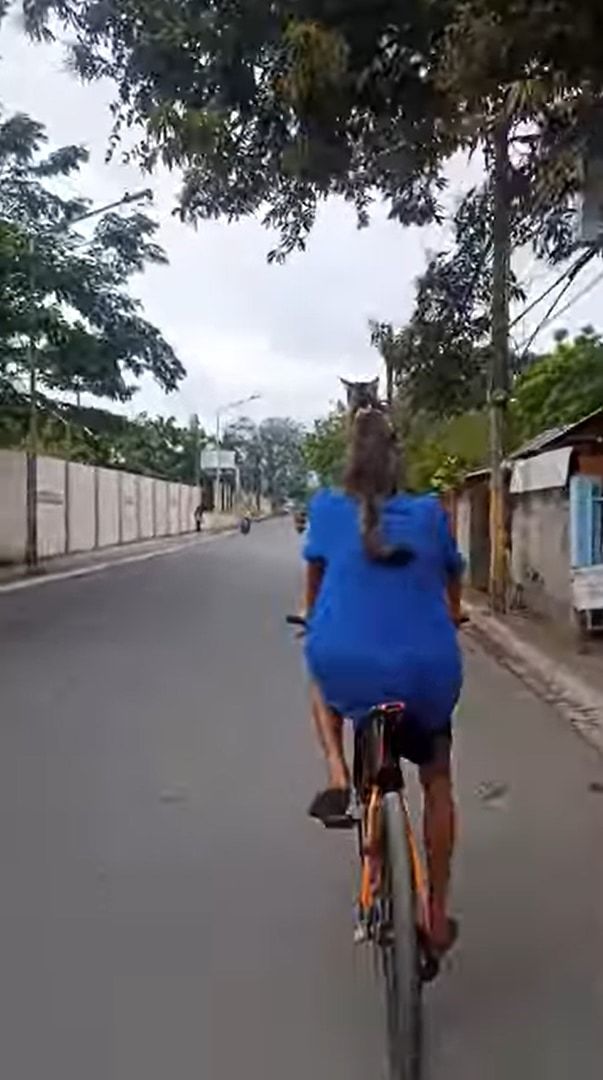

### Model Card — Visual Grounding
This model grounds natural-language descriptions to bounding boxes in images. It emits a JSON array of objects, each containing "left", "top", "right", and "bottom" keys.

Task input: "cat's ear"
[
  {"left": 340, "top": 378, "right": 352, "bottom": 390},
  {"left": 368, "top": 377, "right": 379, "bottom": 394}
]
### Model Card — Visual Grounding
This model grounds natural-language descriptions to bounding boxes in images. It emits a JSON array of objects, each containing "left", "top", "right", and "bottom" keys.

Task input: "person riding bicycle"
[{"left": 301, "top": 406, "right": 463, "bottom": 956}]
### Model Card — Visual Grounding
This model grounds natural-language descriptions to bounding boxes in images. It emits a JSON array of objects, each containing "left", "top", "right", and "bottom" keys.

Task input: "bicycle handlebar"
[{"left": 285, "top": 614, "right": 307, "bottom": 628}]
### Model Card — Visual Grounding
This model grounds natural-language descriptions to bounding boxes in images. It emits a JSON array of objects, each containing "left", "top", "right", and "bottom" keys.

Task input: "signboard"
[{"left": 200, "top": 448, "right": 236, "bottom": 472}]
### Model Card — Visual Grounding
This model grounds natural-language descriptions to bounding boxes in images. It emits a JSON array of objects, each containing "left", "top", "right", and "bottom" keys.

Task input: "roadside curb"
[{"left": 465, "top": 603, "right": 603, "bottom": 757}]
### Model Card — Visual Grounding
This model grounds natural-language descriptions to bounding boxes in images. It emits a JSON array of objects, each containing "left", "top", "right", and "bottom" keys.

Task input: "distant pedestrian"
[{"left": 194, "top": 503, "right": 204, "bottom": 533}]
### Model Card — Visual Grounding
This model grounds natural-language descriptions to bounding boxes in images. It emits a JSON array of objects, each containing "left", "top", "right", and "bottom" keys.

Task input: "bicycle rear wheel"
[{"left": 381, "top": 792, "right": 422, "bottom": 1080}]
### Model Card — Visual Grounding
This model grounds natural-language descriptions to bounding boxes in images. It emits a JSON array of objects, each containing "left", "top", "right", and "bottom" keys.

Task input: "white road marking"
[{"left": 0, "top": 532, "right": 231, "bottom": 595}]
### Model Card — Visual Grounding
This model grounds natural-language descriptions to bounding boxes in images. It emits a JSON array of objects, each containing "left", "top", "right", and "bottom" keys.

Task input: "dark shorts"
[
  {"left": 326, "top": 695, "right": 452, "bottom": 771},
  {"left": 393, "top": 717, "right": 452, "bottom": 769}
]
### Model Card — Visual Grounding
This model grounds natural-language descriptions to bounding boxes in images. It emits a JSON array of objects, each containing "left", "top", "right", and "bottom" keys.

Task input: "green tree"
[
  {"left": 258, "top": 417, "right": 307, "bottom": 506},
  {"left": 303, "top": 405, "right": 347, "bottom": 487},
  {"left": 222, "top": 416, "right": 263, "bottom": 507},
  {"left": 0, "top": 108, "right": 184, "bottom": 406},
  {"left": 106, "top": 413, "right": 205, "bottom": 481},
  {"left": 304, "top": 398, "right": 489, "bottom": 494},
  {"left": 369, "top": 181, "right": 532, "bottom": 419},
  {"left": 223, "top": 414, "right": 307, "bottom": 506},
  {"left": 511, "top": 329, "right": 603, "bottom": 441},
  {"left": 404, "top": 410, "right": 489, "bottom": 491},
  {"left": 21, "top": 1, "right": 451, "bottom": 259},
  {"left": 20, "top": 0, "right": 602, "bottom": 262},
  {"left": 0, "top": 397, "right": 207, "bottom": 481}
]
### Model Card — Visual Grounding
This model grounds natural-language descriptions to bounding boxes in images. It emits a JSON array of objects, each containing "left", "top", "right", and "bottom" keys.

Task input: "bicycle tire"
[{"left": 381, "top": 792, "right": 422, "bottom": 1080}]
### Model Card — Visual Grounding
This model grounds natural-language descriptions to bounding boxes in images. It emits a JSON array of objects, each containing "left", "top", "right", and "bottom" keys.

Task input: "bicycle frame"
[{"left": 354, "top": 707, "right": 431, "bottom": 948}]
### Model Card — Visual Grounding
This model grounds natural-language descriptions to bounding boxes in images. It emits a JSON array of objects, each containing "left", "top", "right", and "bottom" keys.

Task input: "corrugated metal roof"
[
  {"left": 508, "top": 425, "right": 569, "bottom": 459},
  {"left": 508, "top": 406, "right": 603, "bottom": 460},
  {"left": 463, "top": 467, "right": 491, "bottom": 481}
]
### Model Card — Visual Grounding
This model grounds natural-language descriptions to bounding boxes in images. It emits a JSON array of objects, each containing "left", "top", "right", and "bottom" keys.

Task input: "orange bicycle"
[
  {"left": 353, "top": 701, "right": 439, "bottom": 1080},
  {"left": 287, "top": 616, "right": 438, "bottom": 1080}
]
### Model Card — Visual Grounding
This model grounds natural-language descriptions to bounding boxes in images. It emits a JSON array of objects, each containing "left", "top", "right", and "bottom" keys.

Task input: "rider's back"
[{"left": 304, "top": 488, "right": 463, "bottom": 727}]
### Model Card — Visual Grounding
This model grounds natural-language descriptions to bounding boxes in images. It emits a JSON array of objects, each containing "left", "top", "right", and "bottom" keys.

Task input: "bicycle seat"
[{"left": 368, "top": 702, "right": 406, "bottom": 722}]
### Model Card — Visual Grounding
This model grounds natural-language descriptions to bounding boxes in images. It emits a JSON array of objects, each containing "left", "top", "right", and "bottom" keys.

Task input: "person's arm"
[
  {"left": 446, "top": 575, "right": 463, "bottom": 627},
  {"left": 436, "top": 501, "right": 465, "bottom": 627},
  {"left": 302, "top": 559, "right": 325, "bottom": 618},
  {"left": 300, "top": 492, "right": 328, "bottom": 618}
]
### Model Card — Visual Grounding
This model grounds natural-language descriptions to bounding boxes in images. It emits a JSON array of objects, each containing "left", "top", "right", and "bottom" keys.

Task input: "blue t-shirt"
[{"left": 303, "top": 489, "right": 463, "bottom": 727}]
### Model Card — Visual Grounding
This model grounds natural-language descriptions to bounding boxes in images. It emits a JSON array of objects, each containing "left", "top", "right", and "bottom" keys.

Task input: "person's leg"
[
  {"left": 309, "top": 682, "right": 349, "bottom": 790},
  {"left": 418, "top": 733, "right": 456, "bottom": 952}
]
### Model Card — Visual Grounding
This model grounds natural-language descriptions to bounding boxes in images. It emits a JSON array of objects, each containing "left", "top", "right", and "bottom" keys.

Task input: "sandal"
[{"left": 308, "top": 788, "right": 354, "bottom": 830}]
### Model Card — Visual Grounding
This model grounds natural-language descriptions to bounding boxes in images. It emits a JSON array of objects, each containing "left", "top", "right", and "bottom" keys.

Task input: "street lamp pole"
[
  {"left": 214, "top": 394, "right": 260, "bottom": 514},
  {"left": 24, "top": 188, "right": 152, "bottom": 568}
]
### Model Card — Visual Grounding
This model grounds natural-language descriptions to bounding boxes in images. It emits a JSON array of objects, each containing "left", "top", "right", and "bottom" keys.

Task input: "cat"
[{"left": 340, "top": 377, "right": 382, "bottom": 416}]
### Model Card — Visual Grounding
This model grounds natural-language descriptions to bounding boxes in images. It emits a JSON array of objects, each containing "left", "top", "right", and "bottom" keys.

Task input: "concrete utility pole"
[
  {"left": 191, "top": 413, "right": 202, "bottom": 502},
  {"left": 489, "top": 120, "right": 511, "bottom": 612},
  {"left": 25, "top": 240, "right": 38, "bottom": 567}
]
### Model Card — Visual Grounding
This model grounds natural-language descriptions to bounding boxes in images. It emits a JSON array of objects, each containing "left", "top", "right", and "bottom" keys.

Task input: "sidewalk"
[
  {"left": 0, "top": 515, "right": 249, "bottom": 590},
  {"left": 464, "top": 589, "right": 603, "bottom": 756}
]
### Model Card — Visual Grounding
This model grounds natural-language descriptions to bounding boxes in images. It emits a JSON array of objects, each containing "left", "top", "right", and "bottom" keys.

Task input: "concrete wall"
[
  {"left": 37, "top": 456, "right": 66, "bottom": 559},
  {"left": 167, "top": 483, "right": 180, "bottom": 535},
  {"left": 155, "top": 481, "right": 168, "bottom": 537},
  {"left": 119, "top": 472, "right": 138, "bottom": 544},
  {"left": 0, "top": 450, "right": 232, "bottom": 565},
  {"left": 510, "top": 489, "right": 571, "bottom": 620},
  {"left": 97, "top": 467, "right": 120, "bottom": 549},
  {"left": 0, "top": 451, "right": 27, "bottom": 563},
  {"left": 139, "top": 477, "right": 155, "bottom": 540},
  {"left": 67, "top": 461, "right": 96, "bottom": 554}
]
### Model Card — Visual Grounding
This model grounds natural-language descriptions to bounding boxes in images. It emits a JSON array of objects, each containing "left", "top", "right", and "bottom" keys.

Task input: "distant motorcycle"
[{"left": 239, "top": 516, "right": 251, "bottom": 535}]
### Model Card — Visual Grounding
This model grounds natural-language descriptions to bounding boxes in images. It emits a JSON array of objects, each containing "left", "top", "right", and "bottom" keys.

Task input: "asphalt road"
[{"left": 1, "top": 520, "right": 602, "bottom": 1079}]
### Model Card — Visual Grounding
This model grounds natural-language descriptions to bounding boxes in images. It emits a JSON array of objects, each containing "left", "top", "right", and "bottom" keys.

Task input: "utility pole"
[
  {"left": 489, "top": 119, "right": 511, "bottom": 612},
  {"left": 23, "top": 189, "right": 152, "bottom": 570},
  {"left": 215, "top": 409, "right": 222, "bottom": 515},
  {"left": 25, "top": 241, "right": 38, "bottom": 568},
  {"left": 191, "top": 412, "right": 202, "bottom": 507}
]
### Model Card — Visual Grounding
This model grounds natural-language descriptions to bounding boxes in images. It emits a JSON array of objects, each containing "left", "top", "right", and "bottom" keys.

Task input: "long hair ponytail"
[{"left": 343, "top": 408, "right": 410, "bottom": 564}]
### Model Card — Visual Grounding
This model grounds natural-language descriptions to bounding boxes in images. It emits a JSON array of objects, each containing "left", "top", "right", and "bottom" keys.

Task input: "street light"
[
  {"left": 215, "top": 394, "right": 261, "bottom": 513},
  {"left": 25, "top": 188, "right": 153, "bottom": 567}
]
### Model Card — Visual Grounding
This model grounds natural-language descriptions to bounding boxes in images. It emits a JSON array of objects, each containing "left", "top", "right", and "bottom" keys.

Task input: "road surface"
[{"left": 1, "top": 520, "right": 602, "bottom": 1079}]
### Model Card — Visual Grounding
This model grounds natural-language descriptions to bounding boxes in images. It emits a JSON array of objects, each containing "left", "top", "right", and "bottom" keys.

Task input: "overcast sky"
[{"left": 1, "top": 10, "right": 601, "bottom": 433}]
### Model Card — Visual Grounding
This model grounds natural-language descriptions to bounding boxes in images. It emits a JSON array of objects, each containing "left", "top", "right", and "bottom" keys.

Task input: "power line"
[
  {"left": 517, "top": 274, "right": 576, "bottom": 360},
  {"left": 517, "top": 265, "right": 603, "bottom": 360},
  {"left": 510, "top": 247, "right": 597, "bottom": 330},
  {"left": 549, "top": 269, "right": 603, "bottom": 325}
]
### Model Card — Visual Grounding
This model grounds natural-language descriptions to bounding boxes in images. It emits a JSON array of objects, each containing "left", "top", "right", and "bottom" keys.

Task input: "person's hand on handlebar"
[{"left": 285, "top": 613, "right": 308, "bottom": 636}]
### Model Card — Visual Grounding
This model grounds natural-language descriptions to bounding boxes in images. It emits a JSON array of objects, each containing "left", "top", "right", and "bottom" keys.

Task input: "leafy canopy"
[
  {"left": 303, "top": 404, "right": 347, "bottom": 487},
  {"left": 19, "top": 0, "right": 603, "bottom": 260},
  {"left": 511, "top": 328, "right": 603, "bottom": 441},
  {"left": 223, "top": 414, "right": 307, "bottom": 504},
  {"left": 0, "top": 107, "right": 184, "bottom": 405},
  {"left": 0, "top": 398, "right": 206, "bottom": 481}
]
